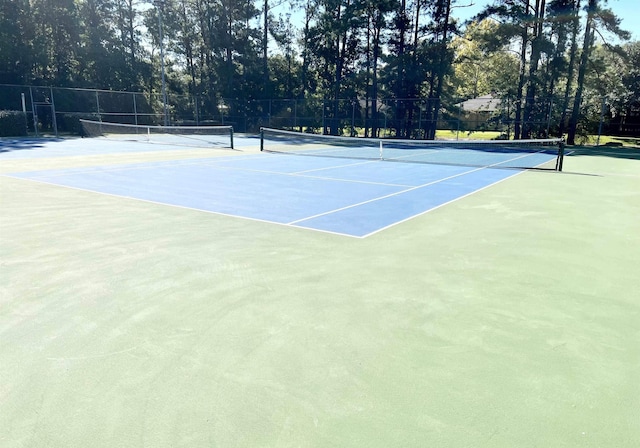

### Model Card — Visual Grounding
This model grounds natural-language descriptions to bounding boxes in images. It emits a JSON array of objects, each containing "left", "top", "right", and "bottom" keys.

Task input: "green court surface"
[{"left": 1, "top": 140, "right": 639, "bottom": 447}]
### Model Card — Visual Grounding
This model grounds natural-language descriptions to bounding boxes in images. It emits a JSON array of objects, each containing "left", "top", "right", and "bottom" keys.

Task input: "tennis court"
[
  {"left": 3, "top": 154, "right": 550, "bottom": 238},
  {"left": 2, "top": 127, "right": 564, "bottom": 238},
  {"left": 1, "top": 132, "right": 639, "bottom": 447}
]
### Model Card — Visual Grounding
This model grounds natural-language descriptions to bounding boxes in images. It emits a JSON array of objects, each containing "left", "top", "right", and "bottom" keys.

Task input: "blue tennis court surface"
[
  {"left": 0, "top": 135, "right": 245, "bottom": 158},
  {"left": 5, "top": 150, "right": 553, "bottom": 237}
]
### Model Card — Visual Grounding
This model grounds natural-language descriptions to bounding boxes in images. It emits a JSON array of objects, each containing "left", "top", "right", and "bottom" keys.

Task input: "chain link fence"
[{"left": 1, "top": 84, "right": 637, "bottom": 139}]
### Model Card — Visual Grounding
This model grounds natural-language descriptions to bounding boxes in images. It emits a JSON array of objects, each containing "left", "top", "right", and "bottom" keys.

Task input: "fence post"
[
  {"left": 194, "top": 94, "right": 199, "bottom": 125},
  {"left": 95, "top": 91, "right": 101, "bottom": 122},
  {"left": 50, "top": 87, "right": 58, "bottom": 136},
  {"left": 596, "top": 96, "right": 606, "bottom": 146},
  {"left": 29, "top": 87, "right": 38, "bottom": 137},
  {"left": 351, "top": 99, "right": 355, "bottom": 136},
  {"left": 544, "top": 96, "right": 554, "bottom": 137},
  {"left": 133, "top": 92, "right": 138, "bottom": 125},
  {"left": 383, "top": 102, "right": 387, "bottom": 137},
  {"left": 21, "top": 93, "right": 28, "bottom": 134}
]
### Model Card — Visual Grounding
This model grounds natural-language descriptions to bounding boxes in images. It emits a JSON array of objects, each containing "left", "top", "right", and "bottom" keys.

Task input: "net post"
[
  {"left": 260, "top": 128, "right": 264, "bottom": 151},
  {"left": 229, "top": 127, "right": 234, "bottom": 149},
  {"left": 556, "top": 139, "right": 565, "bottom": 172},
  {"left": 379, "top": 140, "right": 383, "bottom": 160}
]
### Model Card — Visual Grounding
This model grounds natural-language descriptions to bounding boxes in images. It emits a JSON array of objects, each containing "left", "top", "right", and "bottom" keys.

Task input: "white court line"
[
  {"left": 1, "top": 174, "right": 363, "bottom": 238},
  {"left": 287, "top": 165, "right": 485, "bottom": 225},
  {"left": 6, "top": 153, "right": 417, "bottom": 189},
  {"left": 362, "top": 171, "right": 521, "bottom": 238},
  {"left": 3, "top": 148, "right": 562, "bottom": 239},
  {"left": 3, "top": 152, "right": 265, "bottom": 177},
  {"left": 287, "top": 148, "right": 552, "bottom": 226}
]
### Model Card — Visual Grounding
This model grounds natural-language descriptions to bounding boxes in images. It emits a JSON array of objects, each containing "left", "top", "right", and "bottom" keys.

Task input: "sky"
[
  {"left": 272, "top": 0, "right": 639, "bottom": 43},
  {"left": 450, "top": 0, "right": 639, "bottom": 42}
]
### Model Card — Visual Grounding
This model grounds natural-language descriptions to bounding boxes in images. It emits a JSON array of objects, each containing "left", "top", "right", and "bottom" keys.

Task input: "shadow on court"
[
  {"left": 569, "top": 144, "right": 640, "bottom": 161},
  {"left": 0, "top": 137, "right": 63, "bottom": 153}
]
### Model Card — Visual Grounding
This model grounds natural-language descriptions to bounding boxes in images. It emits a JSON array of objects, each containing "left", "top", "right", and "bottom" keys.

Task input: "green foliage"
[
  {"left": 56, "top": 113, "right": 98, "bottom": 136},
  {"left": 0, "top": 0, "right": 33, "bottom": 84},
  {"left": 451, "top": 20, "right": 520, "bottom": 99},
  {"left": 0, "top": 111, "right": 28, "bottom": 137},
  {"left": 0, "top": 0, "right": 635, "bottom": 139}
]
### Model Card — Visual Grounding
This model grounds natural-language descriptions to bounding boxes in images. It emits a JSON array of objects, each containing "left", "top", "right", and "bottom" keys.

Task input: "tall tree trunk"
[
  {"left": 126, "top": 0, "right": 137, "bottom": 88},
  {"left": 300, "top": 0, "right": 313, "bottom": 101},
  {"left": 427, "top": 0, "right": 452, "bottom": 140},
  {"left": 567, "top": 0, "right": 597, "bottom": 145},
  {"left": 330, "top": 0, "right": 354, "bottom": 136},
  {"left": 522, "top": 0, "right": 545, "bottom": 139},
  {"left": 371, "top": 10, "right": 384, "bottom": 138},
  {"left": 514, "top": 0, "right": 530, "bottom": 140},
  {"left": 330, "top": 3, "right": 345, "bottom": 135},
  {"left": 178, "top": 0, "right": 198, "bottom": 120},
  {"left": 263, "top": 0, "right": 270, "bottom": 98},
  {"left": 395, "top": 0, "right": 408, "bottom": 138},
  {"left": 559, "top": 0, "right": 581, "bottom": 137}
]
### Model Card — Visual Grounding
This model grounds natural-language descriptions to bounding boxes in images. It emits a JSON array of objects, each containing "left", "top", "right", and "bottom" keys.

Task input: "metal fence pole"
[
  {"left": 95, "top": 91, "right": 101, "bottom": 122},
  {"left": 155, "top": 0, "right": 169, "bottom": 126},
  {"left": 546, "top": 96, "right": 553, "bottom": 137},
  {"left": 21, "top": 93, "right": 28, "bottom": 134},
  {"left": 596, "top": 96, "right": 606, "bottom": 146},
  {"left": 194, "top": 94, "right": 199, "bottom": 125},
  {"left": 50, "top": 87, "right": 58, "bottom": 136},
  {"left": 351, "top": 100, "right": 355, "bottom": 136},
  {"left": 133, "top": 92, "right": 138, "bottom": 125},
  {"left": 29, "top": 87, "right": 38, "bottom": 137}
]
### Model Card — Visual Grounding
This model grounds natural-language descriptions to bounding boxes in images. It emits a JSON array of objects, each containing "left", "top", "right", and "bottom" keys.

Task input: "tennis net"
[
  {"left": 260, "top": 127, "right": 564, "bottom": 171},
  {"left": 80, "top": 119, "right": 234, "bottom": 149}
]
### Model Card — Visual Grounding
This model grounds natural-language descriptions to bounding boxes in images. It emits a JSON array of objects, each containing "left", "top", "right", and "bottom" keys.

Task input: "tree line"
[{"left": 0, "top": 0, "right": 638, "bottom": 143}]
